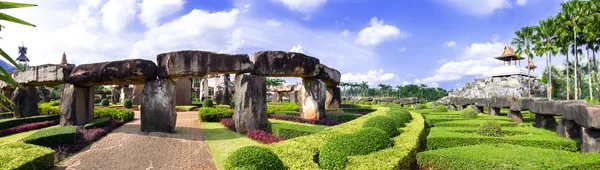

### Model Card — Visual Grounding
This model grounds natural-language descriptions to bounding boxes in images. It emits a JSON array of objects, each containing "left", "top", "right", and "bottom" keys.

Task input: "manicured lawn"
[
  {"left": 0, "top": 125, "right": 58, "bottom": 143},
  {"left": 201, "top": 122, "right": 260, "bottom": 170}
]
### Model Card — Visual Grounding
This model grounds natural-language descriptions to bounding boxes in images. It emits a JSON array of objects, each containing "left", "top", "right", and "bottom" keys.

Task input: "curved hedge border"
[
  {"left": 345, "top": 111, "right": 426, "bottom": 170},
  {"left": 0, "top": 142, "right": 55, "bottom": 170},
  {"left": 0, "top": 115, "right": 59, "bottom": 130},
  {"left": 418, "top": 144, "right": 600, "bottom": 169},
  {"left": 426, "top": 127, "right": 578, "bottom": 151}
]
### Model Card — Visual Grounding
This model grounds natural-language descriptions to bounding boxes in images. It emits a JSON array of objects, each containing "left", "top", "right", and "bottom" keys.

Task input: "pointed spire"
[{"left": 61, "top": 52, "right": 68, "bottom": 64}]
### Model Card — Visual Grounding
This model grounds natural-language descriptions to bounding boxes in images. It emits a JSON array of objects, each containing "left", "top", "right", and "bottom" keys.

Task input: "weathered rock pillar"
[
  {"left": 448, "top": 104, "right": 456, "bottom": 111},
  {"left": 471, "top": 105, "right": 484, "bottom": 113},
  {"left": 141, "top": 79, "right": 177, "bottom": 133},
  {"left": 289, "top": 91, "right": 298, "bottom": 103},
  {"left": 509, "top": 110, "right": 523, "bottom": 124},
  {"left": 200, "top": 78, "right": 209, "bottom": 101},
  {"left": 557, "top": 119, "right": 581, "bottom": 139},
  {"left": 233, "top": 74, "right": 268, "bottom": 134},
  {"left": 175, "top": 78, "right": 192, "bottom": 105},
  {"left": 59, "top": 83, "right": 94, "bottom": 126},
  {"left": 11, "top": 86, "right": 40, "bottom": 118},
  {"left": 489, "top": 107, "right": 500, "bottom": 116},
  {"left": 132, "top": 84, "right": 144, "bottom": 105},
  {"left": 325, "top": 86, "right": 341, "bottom": 109},
  {"left": 120, "top": 86, "right": 132, "bottom": 105},
  {"left": 111, "top": 85, "right": 122, "bottom": 104},
  {"left": 272, "top": 92, "right": 281, "bottom": 102},
  {"left": 300, "top": 78, "right": 326, "bottom": 120},
  {"left": 581, "top": 127, "right": 600, "bottom": 153},
  {"left": 535, "top": 114, "right": 557, "bottom": 130},
  {"left": 457, "top": 105, "right": 465, "bottom": 111},
  {"left": 213, "top": 74, "right": 232, "bottom": 105}
]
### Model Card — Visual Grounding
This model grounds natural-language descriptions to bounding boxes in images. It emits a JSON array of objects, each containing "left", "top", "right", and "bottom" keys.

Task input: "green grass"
[
  {"left": 0, "top": 142, "right": 55, "bottom": 170},
  {"left": 201, "top": 122, "right": 260, "bottom": 170},
  {"left": 270, "top": 119, "right": 329, "bottom": 139},
  {"left": 0, "top": 125, "right": 59, "bottom": 143},
  {"left": 418, "top": 144, "right": 600, "bottom": 170}
]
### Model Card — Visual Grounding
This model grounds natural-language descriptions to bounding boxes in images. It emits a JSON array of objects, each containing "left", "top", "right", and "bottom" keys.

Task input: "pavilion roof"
[
  {"left": 494, "top": 45, "right": 523, "bottom": 61},
  {"left": 525, "top": 60, "right": 537, "bottom": 69}
]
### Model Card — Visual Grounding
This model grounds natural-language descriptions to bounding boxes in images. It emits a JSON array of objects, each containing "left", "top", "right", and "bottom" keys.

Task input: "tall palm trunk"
[
  {"left": 567, "top": 52, "right": 571, "bottom": 100},
  {"left": 547, "top": 52, "right": 552, "bottom": 100},
  {"left": 593, "top": 51, "right": 599, "bottom": 99},
  {"left": 587, "top": 47, "right": 593, "bottom": 100},
  {"left": 574, "top": 28, "right": 579, "bottom": 100}
]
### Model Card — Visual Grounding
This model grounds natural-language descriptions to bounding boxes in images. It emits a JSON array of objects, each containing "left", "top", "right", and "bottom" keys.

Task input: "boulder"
[
  {"left": 213, "top": 74, "right": 232, "bottom": 105},
  {"left": 447, "top": 105, "right": 456, "bottom": 111},
  {"left": 529, "top": 101, "right": 559, "bottom": 115},
  {"left": 553, "top": 100, "right": 588, "bottom": 117},
  {"left": 132, "top": 84, "right": 144, "bottom": 105},
  {"left": 111, "top": 86, "right": 122, "bottom": 104},
  {"left": 325, "top": 86, "right": 341, "bottom": 109},
  {"left": 489, "top": 107, "right": 500, "bottom": 116},
  {"left": 509, "top": 110, "right": 523, "bottom": 124},
  {"left": 300, "top": 78, "right": 326, "bottom": 120},
  {"left": 140, "top": 79, "right": 177, "bottom": 133},
  {"left": 557, "top": 119, "right": 581, "bottom": 139},
  {"left": 471, "top": 105, "right": 484, "bottom": 113},
  {"left": 59, "top": 84, "right": 94, "bottom": 126},
  {"left": 233, "top": 74, "right": 269, "bottom": 134},
  {"left": 581, "top": 128, "right": 600, "bottom": 153},
  {"left": 562, "top": 103, "right": 600, "bottom": 129},
  {"left": 69, "top": 59, "right": 157, "bottom": 86},
  {"left": 11, "top": 86, "right": 39, "bottom": 118},
  {"left": 12, "top": 64, "right": 75, "bottom": 86},
  {"left": 252, "top": 51, "right": 320, "bottom": 77},
  {"left": 316, "top": 64, "right": 341, "bottom": 86},
  {"left": 490, "top": 96, "right": 517, "bottom": 108},
  {"left": 175, "top": 78, "right": 192, "bottom": 105},
  {"left": 157, "top": 50, "right": 253, "bottom": 79}
]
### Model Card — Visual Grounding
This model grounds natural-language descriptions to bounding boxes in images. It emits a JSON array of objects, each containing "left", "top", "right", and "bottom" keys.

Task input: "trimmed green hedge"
[
  {"left": 0, "top": 115, "right": 60, "bottom": 130},
  {"left": 319, "top": 127, "right": 394, "bottom": 169},
  {"left": 38, "top": 102, "right": 60, "bottom": 115},
  {"left": 94, "top": 108, "right": 134, "bottom": 122},
  {"left": 346, "top": 111, "right": 426, "bottom": 170},
  {"left": 0, "top": 112, "right": 12, "bottom": 119},
  {"left": 387, "top": 109, "right": 412, "bottom": 127},
  {"left": 433, "top": 106, "right": 448, "bottom": 112},
  {"left": 176, "top": 105, "right": 197, "bottom": 111},
  {"left": 341, "top": 108, "right": 376, "bottom": 114},
  {"left": 433, "top": 119, "right": 517, "bottom": 127},
  {"left": 100, "top": 99, "right": 110, "bottom": 106},
  {"left": 123, "top": 99, "right": 133, "bottom": 108},
  {"left": 271, "top": 122, "right": 322, "bottom": 139},
  {"left": 275, "top": 111, "right": 300, "bottom": 116},
  {"left": 267, "top": 102, "right": 300, "bottom": 114},
  {"left": 202, "top": 98, "right": 214, "bottom": 108},
  {"left": 215, "top": 105, "right": 231, "bottom": 109},
  {"left": 84, "top": 117, "right": 111, "bottom": 129},
  {"left": 460, "top": 108, "right": 478, "bottom": 119},
  {"left": 198, "top": 107, "right": 234, "bottom": 122},
  {"left": 426, "top": 127, "right": 578, "bottom": 151},
  {"left": 23, "top": 126, "right": 78, "bottom": 148},
  {"left": 423, "top": 113, "right": 512, "bottom": 126},
  {"left": 224, "top": 146, "right": 285, "bottom": 170},
  {"left": 0, "top": 142, "right": 55, "bottom": 170},
  {"left": 418, "top": 144, "right": 600, "bottom": 169},
  {"left": 325, "top": 113, "right": 362, "bottom": 122},
  {"left": 362, "top": 116, "right": 399, "bottom": 137}
]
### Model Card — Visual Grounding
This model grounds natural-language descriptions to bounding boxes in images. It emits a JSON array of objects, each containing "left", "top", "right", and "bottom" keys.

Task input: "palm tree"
[
  {"left": 582, "top": 1, "right": 599, "bottom": 100},
  {"left": 512, "top": 26, "right": 535, "bottom": 97},
  {"left": 0, "top": 1, "right": 36, "bottom": 111},
  {"left": 534, "top": 16, "right": 560, "bottom": 100},
  {"left": 360, "top": 82, "right": 368, "bottom": 97},
  {"left": 560, "top": 0, "right": 585, "bottom": 100}
]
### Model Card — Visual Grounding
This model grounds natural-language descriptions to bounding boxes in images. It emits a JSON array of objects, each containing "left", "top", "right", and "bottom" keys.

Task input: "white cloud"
[
  {"left": 290, "top": 45, "right": 305, "bottom": 53},
  {"left": 406, "top": 73, "right": 415, "bottom": 77},
  {"left": 441, "top": 0, "right": 512, "bottom": 15},
  {"left": 274, "top": 0, "right": 326, "bottom": 14},
  {"left": 445, "top": 41, "right": 456, "bottom": 47},
  {"left": 340, "top": 29, "right": 350, "bottom": 37},
  {"left": 492, "top": 34, "right": 499, "bottom": 42},
  {"left": 399, "top": 47, "right": 407, "bottom": 52},
  {"left": 341, "top": 69, "right": 399, "bottom": 86},
  {"left": 402, "top": 81, "right": 410, "bottom": 85},
  {"left": 266, "top": 19, "right": 282, "bottom": 27},
  {"left": 101, "top": 0, "right": 138, "bottom": 32},
  {"left": 138, "top": 0, "right": 185, "bottom": 28},
  {"left": 516, "top": 0, "right": 527, "bottom": 6},
  {"left": 354, "top": 17, "right": 407, "bottom": 46}
]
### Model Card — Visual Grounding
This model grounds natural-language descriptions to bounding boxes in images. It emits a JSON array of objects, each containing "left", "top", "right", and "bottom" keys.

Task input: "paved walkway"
[{"left": 54, "top": 111, "right": 216, "bottom": 170}]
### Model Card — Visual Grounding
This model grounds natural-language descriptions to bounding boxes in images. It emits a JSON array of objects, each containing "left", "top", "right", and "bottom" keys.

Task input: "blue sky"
[{"left": 1, "top": 0, "right": 569, "bottom": 89}]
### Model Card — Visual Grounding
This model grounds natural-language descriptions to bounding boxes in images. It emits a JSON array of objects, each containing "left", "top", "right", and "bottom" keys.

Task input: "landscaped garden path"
[{"left": 54, "top": 111, "right": 216, "bottom": 170}]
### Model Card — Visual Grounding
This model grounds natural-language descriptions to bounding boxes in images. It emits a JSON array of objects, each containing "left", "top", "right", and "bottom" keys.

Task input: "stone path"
[{"left": 54, "top": 111, "right": 216, "bottom": 170}]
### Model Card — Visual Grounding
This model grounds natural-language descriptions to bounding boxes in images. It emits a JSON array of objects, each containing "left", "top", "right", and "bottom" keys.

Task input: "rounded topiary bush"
[
  {"left": 202, "top": 98, "right": 214, "bottom": 108},
  {"left": 224, "top": 146, "right": 285, "bottom": 170},
  {"left": 460, "top": 108, "right": 478, "bottom": 119},
  {"left": 123, "top": 99, "right": 133, "bottom": 108},
  {"left": 371, "top": 100, "right": 378, "bottom": 105},
  {"left": 414, "top": 104, "right": 427, "bottom": 109},
  {"left": 387, "top": 110, "right": 412, "bottom": 127},
  {"left": 100, "top": 99, "right": 110, "bottom": 106},
  {"left": 94, "top": 98, "right": 102, "bottom": 104},
  {"left": 361, "top": 116, "right": 399, "bottom": 137},
  {"left": 478, "top": 121, "right": 503, "bottom": 137},
  {"left": 319, "top": 127, "right": 393, "bottom": 170},
  {"left": 426, "top": 102, "right": 434, "bottom": 108},
  {"left": 434, "top": 106, "right": 448, "bottom": 112}
]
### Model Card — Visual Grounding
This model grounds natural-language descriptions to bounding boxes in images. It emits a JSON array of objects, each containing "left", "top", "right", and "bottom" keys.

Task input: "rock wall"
[{"left": 450, "top": 75, "right": 547, "bottom": 98}]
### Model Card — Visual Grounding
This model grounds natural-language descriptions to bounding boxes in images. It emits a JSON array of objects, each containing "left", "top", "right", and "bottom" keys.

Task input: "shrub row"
[
  {"left": 0, "top": 142, "right": 55, "bottom": 170},
  {"left": 220, "top": 118, "right": 235, "bottom": 131},
  {"left": 0, "top": 112, "right": 12, "bottom": 119},
  {"left": 433, "top": 119, "right": 518, "bottom": 127},
  {"left": 0, "top": 120, "right": 59, "bottom": 137},
  {"left": 101, "top": 99, "right": 110, "bottom": 106},
  {"left": 176, "top": 105, "right": 198, "bottom": 111},
  {"left": 38, "top": 102, "right": 60, "bottom": 115},
  {"left": 341, "top": 108, "right": 376, "bottom": 114},
  {"left": 23, "top": 126, "right": 78, "bottom": 148},
  {"left": 319, "top": 127, "right": 394, "bottom": 169},
  {"left": 94, "top": 108, "right": 134, "bottom": 122},
  {"left": 267, "top": 114, "right": 341, "bottom": 126},
  {"left": 270, "top": 122, "right": 322, "bottom": 139},
  {"left": 0, "top": 115, "right": 60, "bottom": 130},
  {"left": 274, "top": 111, "right": 300, "bottom": 116},
  {"left": 198, "top": 107, "right": 234, "bottom": 122},
  {"left": 325, "top": 113, "right": 362, "bottom": 123},
  {"left": 417, "top": 144, "right": 600, "bottom": 169},
  {"left": 267, "top": 102, "right": 300, "bottom": 114},
  {"left": 426, "top": 127, "right": 578, "bottom": 151},
  {"left": 422, "top": 112, "right": 512, "bottom": 126},
  {"left": 224, "top": 146, "right": 286, "bottom": 170},
  {"left": 84, "top": 117, "right": 111, "bottom": 129},
  {"left": 246, "top": 129, "right": 284, "bottom": 144}
]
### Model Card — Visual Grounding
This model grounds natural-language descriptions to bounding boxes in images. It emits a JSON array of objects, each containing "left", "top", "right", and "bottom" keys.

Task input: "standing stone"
[
  {"left": 289, "top": 91, "right": 298, "bottom": 103},
  {"left": 175, "top": 78, "right": 192, "bottom": 105},
  {"left": 535, "top": 114, "right": 557, "bottom": 130},
  {"left": 448, "top": 105, "right": 456, "bottom": 111},
  {"left": 132, "top": 84, "right": 144, "bottom": 105},
  {"left": 11, "top": 86, "right": 40, "bottom": 118},
  {"left": 141, "top": 79, "right": 177, "bottom": 133},
  {"left": 213, "top": 74, "right": 232, "bottom": 105},
  {"left": 509, "top": 110, "right": 523, "bottom": 124},
  {"left": 272, "top": 92, "right": 281, "bottom": 102},
  {"left": 120, "top": 86, "right": 132, "bottom": 105},
  {"left": 111, "top": 86, "right": 122, "bottom": 104},
  {"left": 471, "top": 105, "right": 484, "bottom": 113},
  {"left": 59, "top": 83, "right": 94, "bottom": 126},
  {"left": 458, "top": 105, "right": 465, "bottom": 111},
  {"left": 581, "top": 127, "right": 600, "bottom": 153},
  {"left": 233, "top": 74, "right": 268, "bottom": 134},
  {"left": 489, "top": 107, "right": 500, "bottom": 116},
  {"left": 200, "top": 79, "right": 209, "bottom": 101},
  {"left": 557, "top": 119, "right": 581, "bottom": 139},
  {"left": 325, "top": 86, "right": 341, "bottom": 109},
  {"left": 300, "top": 78, "right": 326, "bottom": 120}
]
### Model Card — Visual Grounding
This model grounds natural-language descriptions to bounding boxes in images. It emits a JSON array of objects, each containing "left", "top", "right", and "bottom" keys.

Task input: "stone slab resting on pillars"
[
  {"left": 508, "top": 110, "right": 523, "bottom": 124},
  {"left": 11, "top": 86, "right": 40, "bottom": 118},
  {"left": 140, "top": 79, "right": 177, "bottom": 133},
  {"left": 557, "top": 119, "right": 581, "bottom": 139},
  {"left": 301, "top": 78, "right": 326, "bottom": 120},
  {"left": 60, "top": 83, "right": 94, "bottom": 126},
  {"left": 535, "top": 114, "right": 557, "bottom": 130},
  {"left": 234, "top": 74, "right": 269, "bottom": 134},
  {"left": 325, "top": 86, "right": 341, "bottom": 109}
]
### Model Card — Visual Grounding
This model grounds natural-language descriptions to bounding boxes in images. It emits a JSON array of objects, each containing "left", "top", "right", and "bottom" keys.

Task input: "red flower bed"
[
  {"left": 220, "top": 118, "right": 236, "bottom": 131},
  {"left": 268, "top": 115, "right": 341, "bottom": 126},
  {"left": 246, "top": 129, "right": 284, "bottom": 144},
  {"left": 0, "top": 120, "right": 59, "bottom": 137}
]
